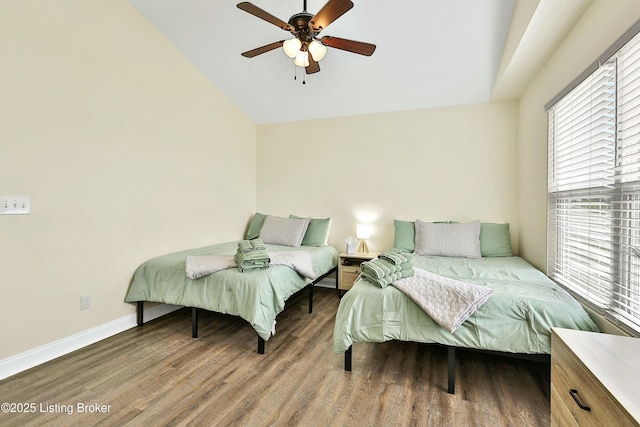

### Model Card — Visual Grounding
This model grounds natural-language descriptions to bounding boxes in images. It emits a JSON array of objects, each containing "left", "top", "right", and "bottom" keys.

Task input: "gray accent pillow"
[
  {"left": 393, "top": 219, "right": 453, "bottom": 253},
  {"left": 414, "top": 219, "right": 482, "bottom": 258},
  {"left": 259, "top": 215, "right": 310, "bottom": 247}
]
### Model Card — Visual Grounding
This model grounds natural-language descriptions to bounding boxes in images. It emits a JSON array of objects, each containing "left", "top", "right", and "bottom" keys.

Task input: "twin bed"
[
  {"left": 125, "top": 214, "right": 338, "bottom": 353},
  {"left": 126, "top": 215, "right": 599, "bottom": 394},
  {"left": 333, "top": 220, "right": 599, "bottom": 393}
]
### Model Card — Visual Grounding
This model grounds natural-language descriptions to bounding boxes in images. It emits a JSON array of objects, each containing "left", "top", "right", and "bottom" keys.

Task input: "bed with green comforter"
[
  {"left": 334, "top": 255, "right": 598, "bottom": 363},
  {"left": 125, "top": 241, "right": 338, "bottom": 344}
]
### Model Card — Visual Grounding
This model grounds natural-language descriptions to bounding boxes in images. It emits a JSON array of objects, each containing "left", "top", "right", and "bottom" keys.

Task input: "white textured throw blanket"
[
  {"left": 185, "top": 251, "right": 316, "bottom": 280},
  {"left": 185, "top": 255, "right": 236, "bottom": 279},
  {"left": 391, "top": 268, "right": 493, "bottom": 333}
]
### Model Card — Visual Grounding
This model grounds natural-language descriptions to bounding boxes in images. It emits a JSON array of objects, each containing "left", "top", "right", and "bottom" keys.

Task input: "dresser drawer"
[
  {"left": 550, "top": 385, "right": 579, "bottom": 427},
  {"left": 551, "top": 337, "right": 630, "bottom": 426}
]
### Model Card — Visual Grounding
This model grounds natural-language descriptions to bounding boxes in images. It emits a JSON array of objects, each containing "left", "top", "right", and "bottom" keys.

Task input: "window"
[{"left": 547, "top": 28, "right": 640, "bottom": 334}]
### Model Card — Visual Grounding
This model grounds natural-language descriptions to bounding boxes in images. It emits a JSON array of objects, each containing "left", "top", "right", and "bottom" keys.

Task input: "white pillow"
[
  {"left": 414, "top": 219, "right": 482, "bottom": 258},
  {"left": 259, "top": 215, "right": 310, "bottom": 247}
]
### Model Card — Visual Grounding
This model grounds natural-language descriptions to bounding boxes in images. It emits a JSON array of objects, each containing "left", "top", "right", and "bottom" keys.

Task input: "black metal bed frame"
[
  {"left": 136, "top": 267, "right": 337, "bottom": 354},
  {"left": 343, "top": 343, "right": 550, "bottom": 394}
]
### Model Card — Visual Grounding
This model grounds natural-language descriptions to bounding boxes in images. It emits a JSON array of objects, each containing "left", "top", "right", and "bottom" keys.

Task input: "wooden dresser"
[{"left": 551, "top": 327, "right": 640, "bottom": 426}]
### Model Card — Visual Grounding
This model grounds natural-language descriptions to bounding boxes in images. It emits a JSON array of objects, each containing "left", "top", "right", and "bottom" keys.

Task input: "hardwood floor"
[{"left": 0, "top": 287, "right": 550, "bottom": 426}]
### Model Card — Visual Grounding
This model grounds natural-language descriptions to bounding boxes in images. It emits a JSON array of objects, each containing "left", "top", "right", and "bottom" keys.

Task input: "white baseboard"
[
  {"left": 0, "top": 304, "right": 182, "bottom": 380},
  {"left": 0, "top": 282, "right": 337, "bottom": 381}
]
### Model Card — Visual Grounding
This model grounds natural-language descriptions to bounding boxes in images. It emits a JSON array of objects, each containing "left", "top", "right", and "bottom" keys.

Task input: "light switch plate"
[{"left": 1, "top": 197, "right": 31, "bottom": 215}]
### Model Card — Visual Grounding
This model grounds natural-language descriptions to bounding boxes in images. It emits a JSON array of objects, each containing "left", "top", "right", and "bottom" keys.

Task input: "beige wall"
[
  {"left": 517, "top": 0, "right": 640, "bottom": 270},
  {"left": 0, "top": 1, "right": 256, "bottom": 360},
  {"left": 257, "top": 101, "right": 519, "bottom": 253},
  {"left": 5, "top": 0, "right": 639, "bottom": 367}
]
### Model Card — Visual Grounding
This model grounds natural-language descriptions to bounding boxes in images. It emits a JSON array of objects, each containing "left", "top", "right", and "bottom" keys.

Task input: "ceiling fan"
[{"left": 237, "top": 0, "right": 376, "bottom": 76}]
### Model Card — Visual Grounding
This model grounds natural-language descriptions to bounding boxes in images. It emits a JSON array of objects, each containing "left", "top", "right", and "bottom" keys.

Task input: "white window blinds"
[
  {"left": 548, "top": 30, "right": 640, "bottom": 333},
  {"left": 613, "top": 33, "right": 640, "bottom": 330}
]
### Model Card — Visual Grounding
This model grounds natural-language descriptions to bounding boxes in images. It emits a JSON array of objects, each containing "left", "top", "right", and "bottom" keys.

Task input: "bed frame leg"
[
  {"left": 308, "top": 284, "right": 314, "bottom": 314},
  {"left": 345, "top": 346, "right": 352, "bottom": 371},
  {"left": 448, "top": 347, "right": 455, "bottom": 394},
  {"left": 258, "top": 336, "right": 265, "bottom": 354},
  {"left": 192, "top": 307, "right": 198, "bottom": 338},
  {"left": 136, "top": 301, "right": 144, "bottom": 326}
]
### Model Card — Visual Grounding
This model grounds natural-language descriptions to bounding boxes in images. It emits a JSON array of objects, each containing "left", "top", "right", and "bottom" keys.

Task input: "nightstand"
[{"left": 337, "top": 252, "right": 379, "bottom": 296}]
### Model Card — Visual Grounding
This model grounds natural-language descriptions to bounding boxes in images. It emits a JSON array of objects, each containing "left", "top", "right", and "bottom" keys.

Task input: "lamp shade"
[
  {"left": 308, "top": 40, "right": 327, "bottom": 61},
  {"left": 356, "top": 224, "right": 371, "bottom": 239},
  {"left": 293, "top": 50, "right": 309, "bottom": 67},
  {"left": 283, "top": 38, "right": 302, "bottom": 58}
]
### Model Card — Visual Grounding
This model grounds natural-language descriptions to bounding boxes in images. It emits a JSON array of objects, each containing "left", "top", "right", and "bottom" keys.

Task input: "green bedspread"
[
  {"left": 125, "top": 241, "right": 338, "bottom": 341},
  {"left": 333, "top": 256, "right": 599, "bottom": 354}
]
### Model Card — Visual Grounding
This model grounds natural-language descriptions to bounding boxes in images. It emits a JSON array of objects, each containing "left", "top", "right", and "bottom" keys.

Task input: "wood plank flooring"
[{"left": 0, "top": 287, "right": 550, "bottom": 426}]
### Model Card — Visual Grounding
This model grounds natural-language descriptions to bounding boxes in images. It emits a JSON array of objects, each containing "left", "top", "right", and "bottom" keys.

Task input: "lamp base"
[{"left": 357, "top": 239, "right": 369, "bottom": 254}]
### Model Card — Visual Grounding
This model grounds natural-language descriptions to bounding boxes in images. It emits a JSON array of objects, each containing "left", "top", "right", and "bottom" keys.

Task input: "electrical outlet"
[
  {"left": 80, "top": 295, "right": 90, "bottom": 311},
  {"left": 0, "top": 196, "right": 31, "bottom": 215}
]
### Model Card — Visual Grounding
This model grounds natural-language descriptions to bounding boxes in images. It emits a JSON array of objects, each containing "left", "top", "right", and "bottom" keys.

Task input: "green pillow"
[
  {"left": 480, "top": 223, "right": 512, "bottom": 257},
  {"left": 393, "top": 219, "right": 415, "bottom": 253},
  {"left": 290, "top": 215, "right": 332, "bottom": 246},
  {"left": 245, "top": 212, "right": 267, "bottom": 240}
]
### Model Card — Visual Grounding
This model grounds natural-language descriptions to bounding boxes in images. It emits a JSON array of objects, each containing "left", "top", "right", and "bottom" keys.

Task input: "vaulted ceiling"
[{"left": 128, "top": 0, "right": 592, "bottom": 124}]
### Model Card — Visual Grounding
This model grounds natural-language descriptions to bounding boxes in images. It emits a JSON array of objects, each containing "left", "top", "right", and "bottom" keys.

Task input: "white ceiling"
[{"left": 128, "top": 0, "right": 592, "bottom": 124}]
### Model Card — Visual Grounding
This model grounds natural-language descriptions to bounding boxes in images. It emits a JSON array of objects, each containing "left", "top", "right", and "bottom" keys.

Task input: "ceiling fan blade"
[
  {"left": 241, "top": 40, "right": 285, "bottom": 58},
  {"left": 306, "top": 56, "right": 321, "bottom": 74},
  {"left": 309, "top": 0, "right": 354, "bottom": 32},
  {"left": 320, "top": 36, "right": 376, "bottom": 56},
  {"left": 237, "top": 2, "right": 294, "bottom": 31}
]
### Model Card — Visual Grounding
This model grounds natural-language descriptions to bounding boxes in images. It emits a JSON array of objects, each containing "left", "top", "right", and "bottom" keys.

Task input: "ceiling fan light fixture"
[
  {"left": 308, "top": 40, "right": 327, "bottom": 61},
  {"left": 293, "top": 50, "right": 309, "bottom": 67},
  {"left": 238, "top": 1, "right": 376, "bottom": 75},
  {"left": 283, "top": 37, "right": 302, "bottom": 58}
]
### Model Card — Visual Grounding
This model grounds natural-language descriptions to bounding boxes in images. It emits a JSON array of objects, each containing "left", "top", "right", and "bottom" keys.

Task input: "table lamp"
[{"left": 356, "top": 224, "right": 371, "bottom": 253}]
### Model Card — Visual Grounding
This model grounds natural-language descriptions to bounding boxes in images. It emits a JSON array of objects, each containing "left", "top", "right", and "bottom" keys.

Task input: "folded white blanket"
[
  {"left": 185, "top": 255, "right": 235, "bottom": 279},
  {"left": 391, "top": 268, "right": 493, "bottom": 333},
  {"left": 185, "top": 251, "right": 316, "bottom": 280},
  {"left": 268, "top": 251, "right": 316, "bottom": 280}
]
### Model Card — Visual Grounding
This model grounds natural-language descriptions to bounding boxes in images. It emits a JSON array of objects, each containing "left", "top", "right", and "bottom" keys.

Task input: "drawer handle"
[{"left": 569, "top": 389, "right": 591, "bottom": 411}]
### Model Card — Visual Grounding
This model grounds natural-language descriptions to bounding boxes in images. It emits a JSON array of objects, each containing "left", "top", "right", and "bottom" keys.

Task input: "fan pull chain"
[{"left": 292, "top": 63, "right": 306, "bottom": 85}]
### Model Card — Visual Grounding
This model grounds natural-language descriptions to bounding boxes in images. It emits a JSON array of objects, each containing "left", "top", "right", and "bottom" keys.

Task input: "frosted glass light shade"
[
  {"left": 293, "top": 50, "right": 309, "bottom": 67},
  {"left": 356, "top": 224, "right": 371, "bottom": 239},
  {"left": 283, "top": 38, "right": 302, "bottom": 58},
  {"left": 308, "top": 40, "right": 327, "bottom": 61}
]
